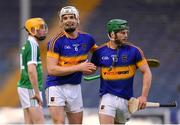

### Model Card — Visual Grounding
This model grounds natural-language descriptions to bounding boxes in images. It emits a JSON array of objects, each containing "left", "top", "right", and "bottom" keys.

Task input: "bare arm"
[
  {"left": 47, "top": 57, "right": 96, "bottom": 76},
  {"left": 140, "top": 64, "right": 152, "bottom": 97},
  {"left": 28, "top": 64, "right": 42, "bottom": 105},
  {"left": 138, "top": 64, "right": 152, "bottom": 109}
]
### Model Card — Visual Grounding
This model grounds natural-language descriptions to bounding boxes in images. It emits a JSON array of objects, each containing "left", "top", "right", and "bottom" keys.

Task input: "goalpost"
[{"left": 19, "top": 0, "right": 30, "bottom": 47}]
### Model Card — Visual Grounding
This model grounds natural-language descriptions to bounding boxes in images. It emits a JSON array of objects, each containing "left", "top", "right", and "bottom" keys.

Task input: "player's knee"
[
  {"left": 32, "top": 116, "right": 44, "bottom": 124},
  {"left": 52, "top": 117, "right": 65, "bottom": 124},
  {"left": 51, "top": 114, "right": 65, "bottom": 124},
  {"left": 67, "top": 111, "right": 83, "bottom": 124}
]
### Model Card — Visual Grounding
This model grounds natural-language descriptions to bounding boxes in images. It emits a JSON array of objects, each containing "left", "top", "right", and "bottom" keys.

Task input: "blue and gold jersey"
[
  {"left": 46, "top": 31, "right": 97, "bottom": 88},
  {"left": 91, "top": 42, "right": 147, "bottom": 100}
]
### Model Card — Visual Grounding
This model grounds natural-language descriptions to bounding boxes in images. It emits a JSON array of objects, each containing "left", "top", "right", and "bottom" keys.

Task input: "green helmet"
[{"left": 106, "top": 19, "right": 129, "bottom": 33}]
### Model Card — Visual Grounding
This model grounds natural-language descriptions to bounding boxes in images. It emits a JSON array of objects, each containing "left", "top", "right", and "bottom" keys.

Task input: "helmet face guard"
[
  {"left": 25, "top": 18, "right": 48, "bottom": 36},
  {"left": 59, "top": 6, "right": 79, "bottom": 23},
  {"left": 106, "top": 19, "right": 129, "bottom": 34}
]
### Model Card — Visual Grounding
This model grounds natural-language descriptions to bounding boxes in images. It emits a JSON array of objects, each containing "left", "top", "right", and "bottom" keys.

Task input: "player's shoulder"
[
  {"left": 20, "top": 40, "right": 29, "bottom": 52},
  {"left": 94, "top": 42, "right": 108, "bottom": 52},
  {"left": 47, "top": 32, "right": 65, "bottom": 51},
  {"left": 49, "top": 32, "right": 65, "bottom": 43},
  {"left": 78, "top": 30, "right": 93, "bottom": 38},
  {"left": 24, "top": 39, "right": 34, "bottom": 49},
  {"left": 78, "top": 30, "right": 89, "bottom": 35},
  {"left": 124, "top": 42, "right": 143, "bottom": 52},
  {"left": 124, "top": 42, "right": 139, "bottom": 49}
]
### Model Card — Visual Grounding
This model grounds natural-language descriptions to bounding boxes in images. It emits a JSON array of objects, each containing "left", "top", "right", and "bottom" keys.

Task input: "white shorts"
[
  {"left": 99, "top": 93, "right": 131, "bottom": 123},
  {"left": 17, "top": 87, "right": 43, "bottom": 109},
  {"left": 45, "top": 84, "right": 83, "bottom": 113}
]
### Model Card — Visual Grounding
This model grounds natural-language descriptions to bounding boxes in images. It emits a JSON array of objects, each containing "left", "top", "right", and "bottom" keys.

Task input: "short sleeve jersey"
[
  {"left": 91, "top": 42, "right": 147, "bottom": 100},
  {"left": 46, "top": 32, "right": 97, "bottom": 88},
  {"left": 17, "top": 36, "right": 43, "bottom": 91}
]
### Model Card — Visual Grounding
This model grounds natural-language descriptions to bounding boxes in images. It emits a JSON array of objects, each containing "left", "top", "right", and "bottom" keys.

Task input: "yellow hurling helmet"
[{"left": 24, "top": 18, "right": 47, "bottom": 36}]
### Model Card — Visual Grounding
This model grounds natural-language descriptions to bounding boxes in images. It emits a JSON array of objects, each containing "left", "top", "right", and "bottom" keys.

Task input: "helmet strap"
[
  {"left": 107, "top": 34, "right": 115, "bottom": 41},
  {"left": 108, "top": 32, "right": 123, "bottom": 48}
]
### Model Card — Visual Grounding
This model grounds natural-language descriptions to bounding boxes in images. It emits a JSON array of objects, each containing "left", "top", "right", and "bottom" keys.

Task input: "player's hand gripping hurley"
[{"left": 128, "top": 97, "right": 177, "bottom": 114}]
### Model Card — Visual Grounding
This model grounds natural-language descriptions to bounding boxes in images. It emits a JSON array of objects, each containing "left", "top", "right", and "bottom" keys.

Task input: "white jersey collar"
[{"left": 28, "top": 36, "right": 39, "bottom": 46}]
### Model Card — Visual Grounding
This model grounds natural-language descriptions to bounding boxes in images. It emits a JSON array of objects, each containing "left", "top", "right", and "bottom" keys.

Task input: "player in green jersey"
[{"left": 17, "top": 17, "right": 48, "bottom": 124}]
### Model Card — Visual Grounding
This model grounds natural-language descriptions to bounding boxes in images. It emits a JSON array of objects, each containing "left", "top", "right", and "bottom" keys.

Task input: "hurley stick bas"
[
  {"left": 147, "top": 58, "right": 160, "bottom": 68},
  {"left": 128, "top": 97, "right": 177, "bottom": 114}
]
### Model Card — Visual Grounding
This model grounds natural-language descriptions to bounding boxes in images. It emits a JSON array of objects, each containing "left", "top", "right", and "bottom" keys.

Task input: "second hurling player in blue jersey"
[
  {"left": 91, "top": 19, "right": 152, "bottom": 124},
  {"left": 45, "top": 6, "right": 97, "bottom": 124}
]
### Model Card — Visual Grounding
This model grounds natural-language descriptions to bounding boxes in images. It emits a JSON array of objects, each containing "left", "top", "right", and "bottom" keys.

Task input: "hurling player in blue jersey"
[
  {"left": 91, "top": 19, "right": 152, "bottom": 124},
  {"left": 45, "top": 6, "right": 97, "bottom": 124}
]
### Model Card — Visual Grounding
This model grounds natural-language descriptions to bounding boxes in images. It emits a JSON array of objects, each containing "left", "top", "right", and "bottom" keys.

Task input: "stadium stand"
[{"left": 0, "top": 0, "right": 19, "bottom": 84}]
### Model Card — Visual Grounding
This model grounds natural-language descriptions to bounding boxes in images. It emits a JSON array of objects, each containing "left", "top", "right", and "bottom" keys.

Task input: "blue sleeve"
[
  {"left": 47, "top": 39, "right": 60, "bottom": 54},
  {"left": 134, "top": 47, "right": 145, "bottom": 63},
  {"left": 87, "top": 34, "right": 97, "bottom": 49},
  {"left": 90, "top": 35, "right": 96, "bottom": 46}
]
